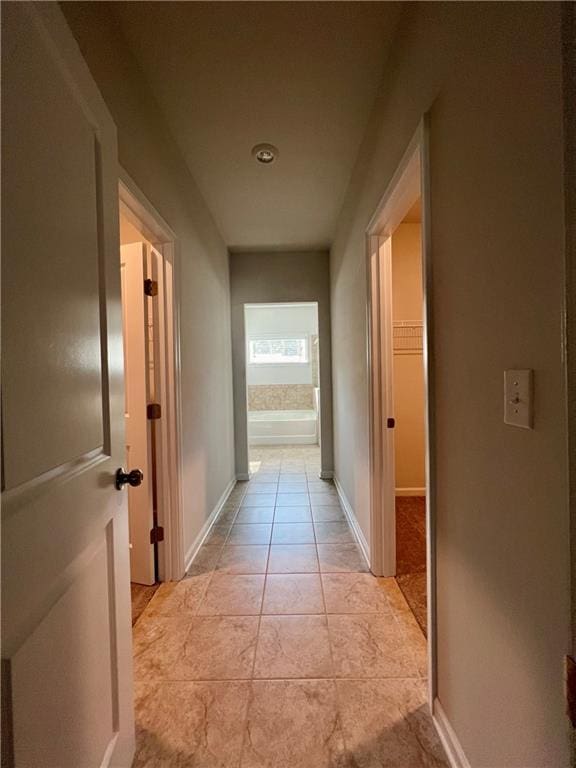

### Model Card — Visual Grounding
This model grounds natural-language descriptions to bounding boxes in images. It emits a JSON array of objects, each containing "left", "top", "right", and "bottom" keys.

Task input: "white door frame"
[
  {"left": 366, "top": 117, "right": 437, "bottom": 702},
  {"left": 119, "top": 172, "right": 185, "bottom": 582}
]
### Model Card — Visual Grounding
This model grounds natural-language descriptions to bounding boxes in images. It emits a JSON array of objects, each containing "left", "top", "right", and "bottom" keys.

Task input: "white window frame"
[{"left": 247, "top": 333, "right": 310, "bottom": 366}]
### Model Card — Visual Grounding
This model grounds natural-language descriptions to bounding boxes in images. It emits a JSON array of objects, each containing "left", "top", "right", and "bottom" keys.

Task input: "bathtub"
[{"left": 248, "top": 409, "right": 318, "bottom": 445}]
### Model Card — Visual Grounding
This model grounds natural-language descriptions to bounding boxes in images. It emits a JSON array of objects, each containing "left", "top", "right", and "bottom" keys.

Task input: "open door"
[
  {"left": 120, "top": 244, "right": 156, "bottom": 586},
  {"left": 2, "top": 4, "right": 134, "bottom": 766}
]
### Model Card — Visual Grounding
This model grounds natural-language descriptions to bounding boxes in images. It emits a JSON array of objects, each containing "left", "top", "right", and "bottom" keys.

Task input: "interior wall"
[
  {"left": 330, "top": 3, "right": 570, "bottom": 766},
  {"left": 61, "top": 3, "right": 236, "bottom": 567},
  {"left": 230, "top": 252, "right": 332, "bottom": 476},
  {"left": 391, "top": 223, "right": 425, "bottom": 492}
]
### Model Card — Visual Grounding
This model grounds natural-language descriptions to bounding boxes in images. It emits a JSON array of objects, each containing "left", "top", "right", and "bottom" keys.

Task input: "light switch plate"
[{"left": 504, "top": 369, "right": 533, "bottom": 429}]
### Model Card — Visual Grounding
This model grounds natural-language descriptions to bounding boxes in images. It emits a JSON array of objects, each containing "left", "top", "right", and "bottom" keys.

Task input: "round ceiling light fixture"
[{"left": 252, "top": 143, "right": 278, "bottom": 165}]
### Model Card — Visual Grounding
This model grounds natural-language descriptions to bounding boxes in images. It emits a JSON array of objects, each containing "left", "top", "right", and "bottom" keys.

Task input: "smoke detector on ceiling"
[{"left": 252, "top": 143, "right": 278, "bottom": 165}]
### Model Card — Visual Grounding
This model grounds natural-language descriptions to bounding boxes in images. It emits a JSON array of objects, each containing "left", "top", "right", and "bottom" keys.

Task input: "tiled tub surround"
[
  {"left": 247, "top": 383, "right": 314, "bottom": 411},
  {"left": 132, "top": 446, "right": 447, "bottom": 768}
]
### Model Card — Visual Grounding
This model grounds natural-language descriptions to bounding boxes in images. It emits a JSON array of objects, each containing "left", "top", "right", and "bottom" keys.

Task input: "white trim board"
[
  {"left": 184, "top": 477, "right": 237, "bottom": 573},
  {"left": 396, "top": 487, "right": 426, "bottom": 497},
  {"left": 432, "top": 699, "right": 471, "bottom": 768},
  {"left": 333, "top": 476, "right": 371, "bottom": 569}
]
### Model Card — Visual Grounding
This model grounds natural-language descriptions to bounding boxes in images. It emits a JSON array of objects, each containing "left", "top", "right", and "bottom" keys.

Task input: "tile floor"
[{"left": 132, "top": 446, "right": 447, "bottom": 768}]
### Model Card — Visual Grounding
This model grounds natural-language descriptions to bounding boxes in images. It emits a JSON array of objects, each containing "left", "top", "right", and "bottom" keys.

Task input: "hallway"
[{"left": 132, "top": 446, "right": 447, "bottom": 767}]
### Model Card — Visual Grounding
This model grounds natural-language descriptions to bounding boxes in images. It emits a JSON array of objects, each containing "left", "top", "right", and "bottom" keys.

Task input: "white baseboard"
[
  {"left": 184, "top": 477, "right": 236, "bottom": 572},
  {"left": 333, "top": 476, "right": 370, "bottom": 568},
  {"left": 319, "top": 469, "right": 334, "bottom": 480},
  {"left": 432, "top": 698, "right": 470, "bottom": 768},
  {"left": 395, "top": 487, "right": 426, "bottom": 497},
  {"left": 236, "top": 473, "right": 250, "bottom": 481}
]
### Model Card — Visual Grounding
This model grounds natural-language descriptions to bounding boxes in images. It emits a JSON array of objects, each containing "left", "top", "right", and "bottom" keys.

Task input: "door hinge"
[
  {"left": 566, "top": 655, "right": 576, "bottom": 727},
  {"left": 144, "top": 278, "right": 158, "bottom": 297},
  {"left": 387, "top": 417, "right": 395, "bottom": 429},
  {"left": 147, "top": 403, "right": 162, "bottom": 420},
  {"left": 150, "top": 526, "right": 164, "bottom": 545}
]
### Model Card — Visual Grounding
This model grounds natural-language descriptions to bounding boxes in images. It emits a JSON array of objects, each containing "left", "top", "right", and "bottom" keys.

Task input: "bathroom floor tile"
[
  {"left": 336, "top": 679, "right": 448, "bottom": 767},
  {"left": 216, "top": 545, "right": 270, "bottom": 574},
  {"left": 310, "top": 492, "right": 340, "bottom": 507},
  {"left": 262, "top": 574, "right": 324, "bottom": 614},
  {"left": 197, "top": 574, "right": 265, "bottom": 616},
  {"left": 228, "top": 524, "right": 272, "bottom": 545},
  {"left": 267, "top": 544, "right": 319, "bottom": 573},
  {"left": 271, "top": 522, "right": 315, "bottom": 544},
  {"left": 134, "top": 680, "right": 250, "bottom": 768},
  {"left": 328, "top": 614, "right": 417, "bottom": 679},
  {"left": 254, "top": 615, "right": 333, "bottom": 678},
  {"left": 317, "top": 544, "right": 369, "bottom": 573},
  {"left": 240, "top": 680, "right": 348, "bottom": 768}
]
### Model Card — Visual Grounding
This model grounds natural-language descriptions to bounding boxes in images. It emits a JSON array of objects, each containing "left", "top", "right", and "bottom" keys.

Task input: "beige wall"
[
  {"left": 62, "top": 3, "right": 236, "bottom": 564},
  {"left": 392, "top": 223, "right": 425, "bottom": 491},
  {"left": 229, "top": 251, "right": 332, "bottom": 477},
  {"left": 331, "top": 3, "right": 570, "bottom": 766}
]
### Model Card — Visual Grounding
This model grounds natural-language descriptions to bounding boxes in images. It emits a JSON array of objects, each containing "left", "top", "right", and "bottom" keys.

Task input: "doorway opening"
[
  {"left": 366, "top": 120, "right": 437, "bottom": 702},
  {"left": 118, "top": 176, "right": 184, "bottom": 624},
  {"left": 244, "top": 302, "right": 321, "bottom": 472}
]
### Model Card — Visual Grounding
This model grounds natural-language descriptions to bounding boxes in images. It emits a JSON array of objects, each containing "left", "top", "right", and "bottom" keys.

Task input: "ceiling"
[{"left": 109, "top": 2, "right": 402, "bottom": 250}]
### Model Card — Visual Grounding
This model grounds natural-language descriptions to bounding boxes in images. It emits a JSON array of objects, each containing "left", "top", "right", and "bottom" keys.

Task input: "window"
[{"left": 248, "top": 337, "right": 308, "bottom": 364}]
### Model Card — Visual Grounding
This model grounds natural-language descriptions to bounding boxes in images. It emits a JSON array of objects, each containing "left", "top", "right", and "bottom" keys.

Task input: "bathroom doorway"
[{"left": 244, "top": 302, "right": 321, "bottom": 469}]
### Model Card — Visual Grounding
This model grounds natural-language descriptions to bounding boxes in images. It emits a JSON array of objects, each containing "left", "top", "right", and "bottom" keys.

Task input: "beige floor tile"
[
  {"left": 328, "top": 614, "right": 417, "bottom": 678},
  {"left": 176, "top": 616, "right": 259, "bottom": 680},
  {"left": 133, "top": 616, "right": 192, "bottom": 681},
  {"left": 236, "top": 507, "right": 275, "bottom": 524},
  {"left": 197, "top": 574, "right": 265, "bottom": 616},
  {"left": 271, "top": 522, "right": 315, "bottom": 544},
  {"left": 314, "top": 521, "right": 354, "bottom": 544},
  {"left": 134, "top": 680, "right": 250, "bottom": 768},
  {"left": 241, "top": 494, "right": 277, "bottom": 508},
  {"left": 262, "top": 574, "right": 324, "bottom": 614},
  {"left": 204, "top": 525, "right": 232, "bottom": 546},
  {"left": 245, "top": 483, "right": 278, "bottom": 494},
  {"left": 228, "top": 524, "right": 272, "bottom": 545},
  {"left": 187, "top": 545, "right": 224, "bottom": 576},
  {"left": 276, "top": 492, "right": 310, "bottom": 507},
  {"left": 145, "top": 573, "right": 212, "bottom": 618},
  {"left": 217, "top": 507, "right": 239, "bottom": 525},
  {"left": 322, "top": 574, "right": 390, "bottom": 614},
  {"left": 311, "top": 505, "right": 346, "bottom": 522},
  {"left": 240, "top": 680, "right": 349, "bottom": 768},
  {"left": 317, "top": 544, "right": 370, "bottom": 573},
  {"left": 336, "top": 679, "right": 448, "bottom": 767},
  {"left": 216, "top": 545, "right": 270, "bottom": 574},
  {"left": 273, "top": 506, "right": 312, "bottom": 522},
  {"left": 267, "top": 544, "right": 319, "bottom": 573},
  {"left": 254, "top": 615, "right": 333, "bottom": 678}
]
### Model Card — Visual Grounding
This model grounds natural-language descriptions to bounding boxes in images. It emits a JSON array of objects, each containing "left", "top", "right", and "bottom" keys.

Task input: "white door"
[
  {"left": 2, "top": 4, "right": 134, "bottom": 766},
  {"left": 120, "top": 244, "right": 155, "bottom": 586}
]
